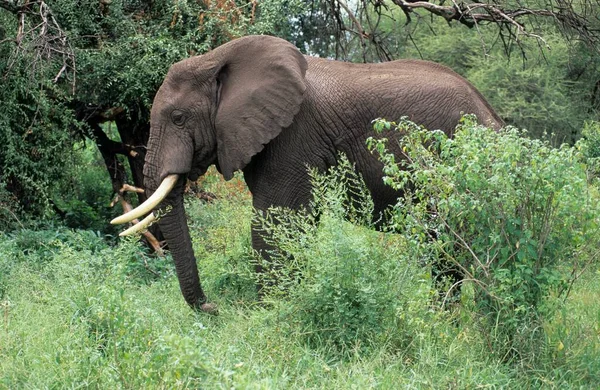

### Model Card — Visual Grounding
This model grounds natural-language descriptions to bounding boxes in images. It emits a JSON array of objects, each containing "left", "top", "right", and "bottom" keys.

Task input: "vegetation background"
[{"left": 1, "top": 0, "right": 599, "bottom": 388}]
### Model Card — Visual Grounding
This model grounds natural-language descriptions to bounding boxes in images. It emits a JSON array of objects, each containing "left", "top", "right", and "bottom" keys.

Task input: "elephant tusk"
[
  {"left": 119, "top": 212, "right": 157, "bottom": 236},
  {"left": 111, "top": 174, "right": 179, "bottom": 225}
]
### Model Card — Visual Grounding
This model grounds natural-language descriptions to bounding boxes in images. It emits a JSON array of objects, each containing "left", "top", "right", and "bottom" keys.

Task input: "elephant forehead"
[
  {"left": 167, "top": 55, "right": 220, "bottom": 83},
  {"left": 167, "top": 58, "right": 196, "bottom": 78},
  {"left": 154, "top": 79, "right": 200, "bottom": 108},
  {"left": 152, "top": 87, "right": 178, "bottom": 110}
]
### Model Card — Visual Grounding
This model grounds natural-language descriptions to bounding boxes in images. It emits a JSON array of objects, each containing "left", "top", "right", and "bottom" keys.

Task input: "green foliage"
[
  {"left": 369, "top": 116, "right": 600, "bottom": 361},
  {"left": 1, "top": 167, "right": 599, "bottom": 387},
  {"left": 253, "top": 156, "right": 442, "bottom": 356},
  {"left": 0, "top": 183, "right": 23, "bottom": 231},
  {"left": 577, "top": 121, "right": 600, "bottom": 178},
  {"left": 186, "top": 171, "right": 257, "bottom": 303},
  {"left": 0, "top": 59, "right": 79, "bottom": 216},
  {"left": 0, "top": 5, "right": 82, "bottom": 217},
  {"left": 466, "top": 37, "right": 599, "bottom": 143},
  {"left": 52, "top": 141, "right": 121, "bottom": 233},
  {"left": 70, "top": 0, "right": 310, "bottom": 111},
  {"left": 2, "top": 1, "right": 600, "bottom": 386},
  {"left": 0, "top": 227, "right": 106, "bottom": 300},
  {"left": 0, "top": 231, "right": 216, "bottom": 388}
]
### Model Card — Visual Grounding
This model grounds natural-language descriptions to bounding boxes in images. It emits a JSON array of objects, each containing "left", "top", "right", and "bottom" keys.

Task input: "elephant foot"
[{"left": 196, "top": 302, "right": 219, "bottom": 315}]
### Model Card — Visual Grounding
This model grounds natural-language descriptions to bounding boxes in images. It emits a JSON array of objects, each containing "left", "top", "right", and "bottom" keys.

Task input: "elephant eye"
[{"left": 171, "top": 110, "right": 187, "bottom": 127}]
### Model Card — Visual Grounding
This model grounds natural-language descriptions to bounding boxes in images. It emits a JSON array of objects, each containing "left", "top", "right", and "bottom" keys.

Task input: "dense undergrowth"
[{"left": 1, "top": 121, "right": 600, "bottom": 388}]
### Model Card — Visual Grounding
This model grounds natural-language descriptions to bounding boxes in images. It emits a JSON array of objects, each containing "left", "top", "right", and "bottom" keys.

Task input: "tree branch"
[
  {"left": 0, "top": 0, "right": 22, "bottom": 13},
  {"left": 322, "top": 0, "right": 600, "bottom": 59},
  {"left": 1, "top": 0, "right": 76, "bottom": 90}
]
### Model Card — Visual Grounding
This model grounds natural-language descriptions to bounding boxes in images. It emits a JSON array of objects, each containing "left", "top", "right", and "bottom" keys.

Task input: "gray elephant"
[{"left": 112, "top": 35, "right": 503, "bottom": 313}]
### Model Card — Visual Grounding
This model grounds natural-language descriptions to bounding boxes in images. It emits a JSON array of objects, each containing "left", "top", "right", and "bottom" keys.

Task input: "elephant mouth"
[{"left": 111, "top": 173, "right": 179, "bottom": 235}]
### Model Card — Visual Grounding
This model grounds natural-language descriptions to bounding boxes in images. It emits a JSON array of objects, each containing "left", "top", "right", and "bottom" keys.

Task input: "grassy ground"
[{"left": 1, "top": 171, "right": 599, "bottom": 389}]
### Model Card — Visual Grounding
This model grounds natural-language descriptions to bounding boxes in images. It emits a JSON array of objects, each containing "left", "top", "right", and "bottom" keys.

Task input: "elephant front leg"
[
  {"left": 244, "top": 162, "right": 316, "bottom": 299},
  {"left": 250, "top": 206, "right": 310, "bottom": 300}
]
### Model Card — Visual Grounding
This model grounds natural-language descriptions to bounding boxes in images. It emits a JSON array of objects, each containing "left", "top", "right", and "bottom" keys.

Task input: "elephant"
[{"left": 112, "top": 35, "right": 503, "bottom": 313}]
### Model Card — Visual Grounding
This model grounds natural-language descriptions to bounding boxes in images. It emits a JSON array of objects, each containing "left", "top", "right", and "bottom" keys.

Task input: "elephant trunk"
[{"left": 145, "top": 176, "right": 208, "bottom": 310}]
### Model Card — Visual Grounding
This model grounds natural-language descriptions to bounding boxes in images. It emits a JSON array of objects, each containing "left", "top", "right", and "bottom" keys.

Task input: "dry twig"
[{"left": 1, "top": 0, "right": 76, "bottom": 90}]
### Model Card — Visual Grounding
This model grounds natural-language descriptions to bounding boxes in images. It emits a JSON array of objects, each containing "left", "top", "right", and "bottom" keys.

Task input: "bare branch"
[
  {"left": 1, "top": 0, "right": 76, "bottom": 90},
  {"left": 0, "top": 0, "right": 23, "bottom": 13},
  {"left": 390, "top": 0, "right": 556, "bottom": 45},
  {"left": 120, "top": 184, "right": 145, "bottom": 194},
  {"left": 114, "top": 193, "right": 165, "bottom": 256},
  {"left": 321, "top": 0, "right": 600, "bottom": 59},
  {"left": 337, "top": 0, "right": 367, "bottom": 38}
]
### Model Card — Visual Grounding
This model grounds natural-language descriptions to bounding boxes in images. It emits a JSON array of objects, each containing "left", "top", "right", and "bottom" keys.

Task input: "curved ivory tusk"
[
  {"left": 111, "top": 174, "right": 179, "bottom": 225},
  {"left": 119, "top": 212, "right": 157, "bottom": 237}
]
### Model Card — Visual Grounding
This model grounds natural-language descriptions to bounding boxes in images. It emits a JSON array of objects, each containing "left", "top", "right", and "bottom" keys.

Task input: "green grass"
[{"left": 1, "top": 170, "right": 599, "bottom": 389}]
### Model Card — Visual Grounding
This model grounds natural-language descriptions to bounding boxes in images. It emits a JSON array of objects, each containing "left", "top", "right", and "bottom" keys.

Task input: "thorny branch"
[
  {"left": 391, "top": 0, "right": 553, "bottom": 45},
  {"left": 337, "top": 0, "right": 367, "bottom": 38},
  {"left": 320, "top": 0, "right": 600, "bottom": 61},
  {"left": 0, "top": 0, "right": 20, "bottom": 13},
  {"left": 1, "top": 0, "right": 76, "bottom": 92}
]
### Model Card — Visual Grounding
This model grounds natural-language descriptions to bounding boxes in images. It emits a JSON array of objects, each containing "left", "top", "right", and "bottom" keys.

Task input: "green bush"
[
  {"left": 0, "top": 183, "right": 24, "bottom": 231},
  {"left": 368, "top": 116, "right": 600, "bottom": 362},
  {"left": 577, "top": 121, "right": 600, "bottom": 178},
  {"left": 465, "top": 36, "right": 596, "bottom": 143},
  {"left": 254, "top": 156, "right": 442, "bottom": 356},
  {"left": 52, "top": 141, "right": 122, "bottom": 234},
  {"left": 394, "top": 21, "right": 600, "bottom": 143}
]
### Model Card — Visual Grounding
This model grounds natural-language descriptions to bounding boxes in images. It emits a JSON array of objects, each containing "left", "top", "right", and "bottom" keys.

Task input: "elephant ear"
[{"left": 214, "top": 36, "right": 308, "bottom": 180}]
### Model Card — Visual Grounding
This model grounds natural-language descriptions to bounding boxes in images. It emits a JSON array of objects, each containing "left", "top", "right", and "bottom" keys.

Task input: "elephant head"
[{"left": 111, "top": 36, "right": 308, "bottom": 311}]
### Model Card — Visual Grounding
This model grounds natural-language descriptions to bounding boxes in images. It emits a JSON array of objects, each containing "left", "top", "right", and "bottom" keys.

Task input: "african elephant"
[{"left": 112, "top": 35, "right": 503, "bottom": 313}]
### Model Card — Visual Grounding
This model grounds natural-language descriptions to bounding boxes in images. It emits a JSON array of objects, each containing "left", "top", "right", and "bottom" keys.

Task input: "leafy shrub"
[
  {"left": 0, "top": 226, "right": 169, "bottom": 299},
  {"left": 0, "top": 227, "right": 106, "bottom": 302},
  {"left": 254, "top": 156, "right": 440, "bottom": 356},
  {"left": 577, "top": 121, "right": 600, "bottom": 178},
  {"left": 465, "top": 37, "right": 595, "bottom": 143},
  {"left": 0, "top": 183, "right": 24, "bottom": 231},
  {"left": 56, "top": 146, "right": 121, "bottom": 234},
  {"left": 368, "top": 116, "right": 600, "bottom": 361}
]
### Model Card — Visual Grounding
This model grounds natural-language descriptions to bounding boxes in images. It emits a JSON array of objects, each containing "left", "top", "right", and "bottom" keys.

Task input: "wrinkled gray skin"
[{"left": 144, "top": 35, "right": 503, "bottom": 311}]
